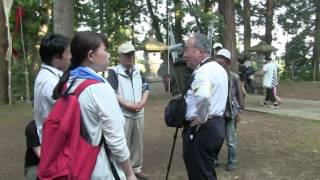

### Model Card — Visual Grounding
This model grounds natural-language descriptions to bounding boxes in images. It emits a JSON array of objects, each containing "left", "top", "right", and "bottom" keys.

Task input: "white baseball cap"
[
  {"left": 213, "top": 43, "right": 223, "bottom": 49},
  {"left": 216, "top": 48, "right": 231, "bottom": 61},
  {"left": 118, "top": 41, "right": 135, "bottom": 54}
]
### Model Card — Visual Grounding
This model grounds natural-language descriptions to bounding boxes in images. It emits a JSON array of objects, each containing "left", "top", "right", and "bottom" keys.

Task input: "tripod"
[{"left": 165, "top": 127, "right": 179, "bottom": 180}]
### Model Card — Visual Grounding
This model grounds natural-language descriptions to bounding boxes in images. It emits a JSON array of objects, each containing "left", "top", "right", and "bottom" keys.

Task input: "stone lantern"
[
  {"left": 248, "top": 41, "right": 278, "bottom": 92},
  {"left": 140, "top": 38, "right": 167, "bottom": 81}
]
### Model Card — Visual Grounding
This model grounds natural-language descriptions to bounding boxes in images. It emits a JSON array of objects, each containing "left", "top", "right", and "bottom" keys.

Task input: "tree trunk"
[
  {"left": 218, "top": 0, "right": 225, "bottom": 43},
  {"left": 313, "top": 0, "right": 320, "bottom": 81},
  {"left": 173, "top": 0, "right": 183, "bottom": 43},
  {"left": 53, "top": 0, "right": 75, "bottom": 39},
  {"left": 243, "top": 0, "right": 251, "bottom": 58},
  {"left": 219, "top": 0, "right": 238, "bottom": 72},
  {"left": 99, "top": 0, "right": 104, "bottom": 33},
  {"left": 265, "top": 0, "right": 274, "bottom": 58},
  {"left": 146, "top": 0, "right": 164, "bottom": 42},
  {"left": 0, "top": 0, "right": 12, "bottom": 104}
]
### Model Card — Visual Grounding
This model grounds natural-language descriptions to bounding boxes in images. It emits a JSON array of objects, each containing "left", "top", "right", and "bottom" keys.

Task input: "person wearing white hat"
[
  {"left": 213, "top": 43, "right": 223, "bottom": 55},
  {"left": 106, "top": 41, "right": 150, "bottom": 180},
  {"left": 215, "top": 48, "right": 244, "bottom": 171}
]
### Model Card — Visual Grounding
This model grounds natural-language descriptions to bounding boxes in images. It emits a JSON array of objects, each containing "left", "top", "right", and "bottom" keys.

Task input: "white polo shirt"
[
  {"left": 185, "top": 59, "right": 228, "bottom": 123},
  {"left": 33, "top": 64, "right": 63, "bottom": 142}
]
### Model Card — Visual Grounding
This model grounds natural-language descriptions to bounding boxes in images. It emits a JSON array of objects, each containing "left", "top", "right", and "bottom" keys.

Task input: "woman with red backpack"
[{"left": 46, "top": 31, "right": 136, "bottom": 180}]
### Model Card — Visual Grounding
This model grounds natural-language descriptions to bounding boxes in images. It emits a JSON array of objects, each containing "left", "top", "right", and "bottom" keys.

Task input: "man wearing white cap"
[
  {"left": 215, "top": 48, "right": 244, "bottom": 171},
  {"left": 107, "top": 41, "right": 150, "bottom": 180},
  {"left": 213, "top": 42, "right": 223, "bottom": 55}
]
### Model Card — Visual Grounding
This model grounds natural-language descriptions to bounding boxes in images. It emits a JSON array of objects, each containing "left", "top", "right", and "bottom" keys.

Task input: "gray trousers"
[
  {"left": 225, "top": 117, "right": 237, "bottom": 164},
  {"left": 124, "top": 116, "right": 144, "bottom": 173}
]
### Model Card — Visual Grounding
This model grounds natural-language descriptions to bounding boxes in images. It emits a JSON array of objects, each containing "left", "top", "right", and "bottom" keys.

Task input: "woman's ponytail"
[{"left": 52, "top": 66, "right": 72, "bottom": 100}]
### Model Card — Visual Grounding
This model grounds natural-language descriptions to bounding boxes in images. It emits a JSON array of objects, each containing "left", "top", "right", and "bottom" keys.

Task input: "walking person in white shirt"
[
  {"left": 33, "top": 34, "right": 71, "bottom": 143},
  {"left": 261, "top": 57, "right": 279, "bottom": 109},
  {"left": 182, "top": 33, "right": 228, "bottom": 180},
  {"left": 52, "top": 31, "right": 137, "bottom": 180},
  {"left": 106, "top": 41, "right": 150, "bottom": 180}
]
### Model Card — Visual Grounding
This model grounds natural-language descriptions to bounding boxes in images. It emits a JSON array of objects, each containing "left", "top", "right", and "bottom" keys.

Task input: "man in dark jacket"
[{"left": 215, "top": 48, "right": 245, "bottom": 171}]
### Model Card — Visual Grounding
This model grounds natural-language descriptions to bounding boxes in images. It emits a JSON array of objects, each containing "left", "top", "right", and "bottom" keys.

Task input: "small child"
[{"left": 24, "top": 120, "right": 40, "bottom": 180}]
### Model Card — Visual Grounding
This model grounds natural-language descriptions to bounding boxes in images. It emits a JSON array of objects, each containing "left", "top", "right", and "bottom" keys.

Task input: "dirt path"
[
  {"left": 143, "top": 98, "right": 320, "bottom": 180},
  {"left": 0, "top": 98, "right": 320, "bottom": 180}
]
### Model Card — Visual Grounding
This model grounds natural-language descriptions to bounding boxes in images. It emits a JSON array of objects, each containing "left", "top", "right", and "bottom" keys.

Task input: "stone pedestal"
[
  {"left": 144, "top": 51, "right": 163, "bottom": 81},
  {"left": 252, "top": 53, "right": 266, "bottom": 93}
]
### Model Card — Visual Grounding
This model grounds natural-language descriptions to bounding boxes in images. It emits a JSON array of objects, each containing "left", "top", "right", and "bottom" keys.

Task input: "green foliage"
[
  {"left": 277, "top": 0, "right": 315, "bottom": 34},
  {"left": 184, "top": 0, "right": 220, "bottom": 34},
  {"left": 11, "top": 62, "right": 25, "bottom": 101},
  {"left": 7, "top": 0, "right": 319, "bottom": 103},
  {"left": 282, "top": 31, "right": 313, "bottom": 80},
  {"left": 9, "top": 0, "right": 49, "bottom": 101},
  {"left": 284, "top": 32, "right": 311, "bottom": 63},
  {"left": 75, "top": 0, "right": 141, "bottom": 65},
  {"left": 278, "top": 0, "right": 316, "bottom": 80}
]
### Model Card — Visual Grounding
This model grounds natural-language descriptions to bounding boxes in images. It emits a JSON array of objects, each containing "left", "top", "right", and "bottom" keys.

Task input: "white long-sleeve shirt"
[
  {"left": 34, "top": 64, "right": 62, "bottom": 142},
  {"left": 185, "top": 60, "right": 228, "bottom": 123},
  {"left": 68, "top": 68, "right": 129, "bottom": 179}
]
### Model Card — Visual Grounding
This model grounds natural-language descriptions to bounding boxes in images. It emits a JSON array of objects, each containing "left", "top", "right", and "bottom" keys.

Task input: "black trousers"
[
  {"left": 265, "top": 87, "right": 276, "bottom": 103},
  {"left": 182, "top": 117, "right": 225, "bottom": 180}
]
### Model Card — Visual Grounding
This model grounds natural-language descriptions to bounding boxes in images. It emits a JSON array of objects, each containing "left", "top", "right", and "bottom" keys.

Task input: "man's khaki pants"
[{"left": 124, "top": 116, "right": 144, "bottom": 173}]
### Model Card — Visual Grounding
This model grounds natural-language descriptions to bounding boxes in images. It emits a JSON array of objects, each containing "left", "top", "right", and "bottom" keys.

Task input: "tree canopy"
[{"left": 0, "top": 0, "right": 320, "bottom": 104}]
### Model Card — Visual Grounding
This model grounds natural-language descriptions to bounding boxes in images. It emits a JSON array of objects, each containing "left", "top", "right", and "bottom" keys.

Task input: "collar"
[
  {"left": 118, "top": 64, "right": 137, "bottom": 75},
  {"left": 41, "top": 63, "right": 63, "bottom": 77},
  {"left": 195, "top": 57, "right": 211, "bottom": 70},
  {"left": 83, "top": 66, "right": 107, "bottom": 83},
  {"left": 119, "top": 64, "right": 136, "bottom": 72}
]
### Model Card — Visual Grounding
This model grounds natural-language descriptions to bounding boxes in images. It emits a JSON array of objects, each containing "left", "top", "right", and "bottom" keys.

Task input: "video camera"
[
  {"left": 167, "top": 43, "right": 192, "bottom": 95},
  {"left": 168, "top": 43, "right": 185, "bottom": 65}
]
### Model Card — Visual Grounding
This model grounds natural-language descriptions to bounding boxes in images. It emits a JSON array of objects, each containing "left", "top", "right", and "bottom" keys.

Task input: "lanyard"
[{"left": 41, "top": 67, "right": 61, "bottom": 78}]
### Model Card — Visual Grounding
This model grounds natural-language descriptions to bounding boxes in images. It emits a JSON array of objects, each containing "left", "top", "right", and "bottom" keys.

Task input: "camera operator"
[{"left": 182, "top": 33, "right": 228, "bottom": 180}]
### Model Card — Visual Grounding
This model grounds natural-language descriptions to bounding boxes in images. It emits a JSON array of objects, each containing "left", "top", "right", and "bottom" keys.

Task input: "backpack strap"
[
  {"left": 102, "top": 139, "right": 121, "bottom": 180},
  {"left": 73, "top": 79, "right": 100, "bottom": 97}
]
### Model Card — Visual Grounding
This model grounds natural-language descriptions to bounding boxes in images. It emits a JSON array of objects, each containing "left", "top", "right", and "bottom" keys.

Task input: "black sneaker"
[
  {"left": 270, "top": 103, "right": 279, "bottom": 109},
  {"left": 260, "top": 101, "right": 268, "bottom": 106}
]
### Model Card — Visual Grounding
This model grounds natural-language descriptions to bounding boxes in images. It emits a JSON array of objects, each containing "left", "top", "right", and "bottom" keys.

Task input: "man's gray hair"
[{"left": 191, "top": 33, "right": 211, "bottom": 54}]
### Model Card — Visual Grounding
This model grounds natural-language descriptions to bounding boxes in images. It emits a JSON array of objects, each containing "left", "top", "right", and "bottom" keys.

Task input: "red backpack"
[{"left": 37, "top": 79, "right": 100, "bottom": 180}]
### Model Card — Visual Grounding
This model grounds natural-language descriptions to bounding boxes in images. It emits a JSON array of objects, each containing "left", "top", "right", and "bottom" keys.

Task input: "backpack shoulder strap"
[{"left": 73, "top": 79, "right": 100, "bottom": 97}]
